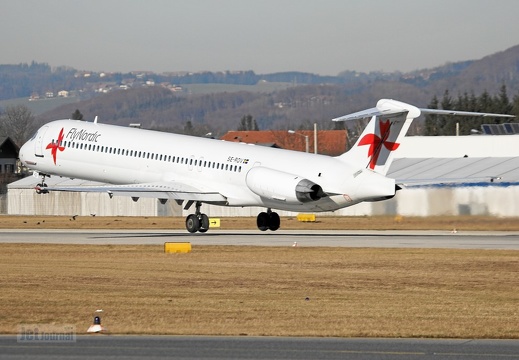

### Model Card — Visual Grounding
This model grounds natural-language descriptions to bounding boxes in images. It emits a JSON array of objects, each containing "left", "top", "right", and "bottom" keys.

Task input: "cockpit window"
[{"left": 30, "top": 130, "right": 38, "bottom": 141}]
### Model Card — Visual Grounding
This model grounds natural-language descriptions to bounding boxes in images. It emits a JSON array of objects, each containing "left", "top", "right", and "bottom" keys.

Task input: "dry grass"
[
  {"left": 0, "top": 244, "right": 518, "bottom": 338},
  {"left": 1, "top": 214, "right": 519, "bottom": 231}
]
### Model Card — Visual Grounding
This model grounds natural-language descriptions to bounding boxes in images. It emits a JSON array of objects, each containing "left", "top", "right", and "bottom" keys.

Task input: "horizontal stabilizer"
[
  {"left": 419, "top": 108, "right": 515, "bottom": 118},
  {"left": 333, "top": 99, "right": 515, "bottom": 122}
]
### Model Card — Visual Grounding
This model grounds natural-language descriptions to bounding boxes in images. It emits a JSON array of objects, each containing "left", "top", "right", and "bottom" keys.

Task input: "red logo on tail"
[
  {"left": 358, "top": 119, "right": 399, "bottom": 169},
  {"left": 46, "top": 128, "right": 65, "bottom": 164}
]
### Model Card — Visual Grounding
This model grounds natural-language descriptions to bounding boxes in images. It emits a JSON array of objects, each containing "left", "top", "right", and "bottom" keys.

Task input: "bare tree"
[{"left": 0, "top": 105, "right": 37, "bottom": 146}]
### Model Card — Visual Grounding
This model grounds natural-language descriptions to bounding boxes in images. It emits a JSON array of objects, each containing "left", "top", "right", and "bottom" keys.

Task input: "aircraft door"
[{"left": 34, "top": 125, "right": 49, "bottom": 157}]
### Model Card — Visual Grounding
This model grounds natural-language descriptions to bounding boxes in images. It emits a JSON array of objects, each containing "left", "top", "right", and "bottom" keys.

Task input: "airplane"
[{"left": 18, "top": 99, "right": 514, "bottom": 233}]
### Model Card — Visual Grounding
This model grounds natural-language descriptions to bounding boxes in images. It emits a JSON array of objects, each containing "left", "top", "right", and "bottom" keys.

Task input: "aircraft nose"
[{"left": 19, "top": 141, "right": 33, "bottom": 167}]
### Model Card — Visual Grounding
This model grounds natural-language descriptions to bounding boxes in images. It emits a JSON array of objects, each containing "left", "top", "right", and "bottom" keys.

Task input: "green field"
[{"left": 0, "top": 96, "right": 80, "bottom": 116}]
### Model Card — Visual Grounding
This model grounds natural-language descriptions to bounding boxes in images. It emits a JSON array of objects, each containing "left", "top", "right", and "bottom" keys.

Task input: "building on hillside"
[{"left": 220, "top": 130, "right": 348, "bottom": 156}]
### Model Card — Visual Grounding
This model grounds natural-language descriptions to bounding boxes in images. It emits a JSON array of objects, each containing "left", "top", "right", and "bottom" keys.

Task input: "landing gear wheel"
[
  {"left": 185, "top": 201, "right": 210, "bottom": 233},
  {"left": 268, "top": 212, "right": 280, "bottom": 231},
  {"left": 35, "top": 183, "right": 48, "bottom": 194},
  {"left": 186, "top": 214, "right": 200, "bottom": 233},
  {"left": 257, "top": 212, "right": 269, "bottom": 231},
  {"left": 257, "top": 209, "right": 281, "bottom": 231},
  {"left": 199, "top": 213, "right": 209, "bottom": 233}
]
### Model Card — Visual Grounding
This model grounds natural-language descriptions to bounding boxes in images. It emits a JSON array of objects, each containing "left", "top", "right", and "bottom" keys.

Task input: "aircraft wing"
[{"left": 36, "top": 180, "right": 228, "bottom": 203}]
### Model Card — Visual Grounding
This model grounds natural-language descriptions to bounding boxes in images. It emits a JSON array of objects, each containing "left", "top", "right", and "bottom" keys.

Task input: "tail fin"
[
  {"left": 335, "top": 99, "right": 417, "bottom": 175},
  {"left": 334, "top": 99, "right": 514, "bottom": 175}
]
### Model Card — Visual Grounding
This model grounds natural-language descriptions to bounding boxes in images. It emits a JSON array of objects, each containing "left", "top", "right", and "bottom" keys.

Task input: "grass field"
[
  {"left": 1, "top": 215, "right": 518, "bottom": 337},
  {"left": 0, "top": 244, "right": 518, "bottom": 337}
]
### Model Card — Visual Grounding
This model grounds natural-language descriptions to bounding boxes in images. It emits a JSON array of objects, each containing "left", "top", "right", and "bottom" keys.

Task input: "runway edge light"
[
  {"left": 164, "top": 242, "right": 192, "bottom": 253},
  {"left": 87, "top": 310, "right": 106, "bottom": 333}
]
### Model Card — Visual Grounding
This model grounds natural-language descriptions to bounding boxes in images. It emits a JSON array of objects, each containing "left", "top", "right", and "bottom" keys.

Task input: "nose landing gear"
[{"left": 35, "top": 173, "right": 49, "bottom": 194}]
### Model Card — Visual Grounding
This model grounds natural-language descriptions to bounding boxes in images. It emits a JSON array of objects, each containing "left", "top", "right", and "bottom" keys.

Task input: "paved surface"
[
  {"left": 1, "top": 229, "right": 519, "bottom": 249},
  {"left": 2, "top": 336, "right": 519, "bottom": 360}
]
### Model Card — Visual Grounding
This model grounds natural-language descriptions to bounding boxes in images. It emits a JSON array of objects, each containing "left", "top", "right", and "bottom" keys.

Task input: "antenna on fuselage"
[{"left": 94, "top": 116, "right": 98, "bottom": 124}]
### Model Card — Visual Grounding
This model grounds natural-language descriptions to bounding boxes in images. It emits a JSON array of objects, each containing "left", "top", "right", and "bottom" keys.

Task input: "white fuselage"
[{"left": 19, "top": 120, "right": 396, "bottom": 212}]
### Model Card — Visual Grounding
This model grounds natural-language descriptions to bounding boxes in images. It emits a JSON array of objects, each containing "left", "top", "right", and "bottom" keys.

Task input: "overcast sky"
[{"left": 2, "top": 0, "right": 519, "bottom": 75}]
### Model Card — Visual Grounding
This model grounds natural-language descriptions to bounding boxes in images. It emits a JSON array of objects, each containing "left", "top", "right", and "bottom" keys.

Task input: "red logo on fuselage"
[
  {"left": 46, "top": 128, "right": 65, "bottom": 164},
  {"left": 358, "top": 119, "right": 399, "bottom": 169}
]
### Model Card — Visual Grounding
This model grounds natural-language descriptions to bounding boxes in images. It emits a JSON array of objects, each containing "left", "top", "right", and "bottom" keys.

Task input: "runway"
[
  {"left": 2, "top": 336, "right": 519, "bottom": 360},
  {"left": 0, "top": 229, "right": 519, "bottom": 249}
]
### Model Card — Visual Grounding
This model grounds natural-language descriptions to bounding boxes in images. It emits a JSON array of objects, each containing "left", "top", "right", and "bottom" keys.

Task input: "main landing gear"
[
  {"left": 185, "top": 201, "right": 210, "bottom": 233},
  {"left": 256, "top": 208, "right": 280, "bottom": 231},
  {"left": 35, "top": 173, "right": 49, "bottom": 194}
]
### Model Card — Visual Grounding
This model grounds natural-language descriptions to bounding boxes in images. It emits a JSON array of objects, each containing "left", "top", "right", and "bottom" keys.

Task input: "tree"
[
  {"left": 425, "top": 87, "right": 516, "bottom": 135},
  {"left": 183, "top": 120, "right": 194, "bottom": 135},
  {"left": 455, "top": 91, "right": 478, "bottom": 135},
  {"left": 0, "top": 105, "right": 37, "bottom": 146},
  {"left": 439, "top": 90, "right": 456, "bottom": 135},
  {"left": 237, "top": 114, "right": 258, "bottom": 131},
  {"left": 424, "top": 95, "right": 440, "bottom": 136},
  {"left": 493, "top": 85, "right": 512, "bottom": 119},
  {"left": 71, "top": 109, "right": 84, "bottom": 120}
]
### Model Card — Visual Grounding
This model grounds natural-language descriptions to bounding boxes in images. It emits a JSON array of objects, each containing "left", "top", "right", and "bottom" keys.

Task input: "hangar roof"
[{"left": 389, "top": 157, "right": 519, "bottom": 186}]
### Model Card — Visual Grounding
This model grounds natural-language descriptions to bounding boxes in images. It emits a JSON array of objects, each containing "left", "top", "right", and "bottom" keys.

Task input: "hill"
[{"left": 4, "top": 44, "right": 519, "bottom": 137}]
